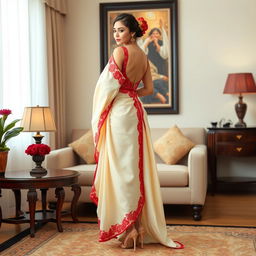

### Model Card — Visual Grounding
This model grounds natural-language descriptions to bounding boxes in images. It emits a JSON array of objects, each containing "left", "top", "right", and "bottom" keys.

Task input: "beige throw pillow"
[
  {"left": 68, "top": 130, "right": 96, "bottom": 164},
  {"left": 153, "top": 125, "right": 195, "bottom": 165}
]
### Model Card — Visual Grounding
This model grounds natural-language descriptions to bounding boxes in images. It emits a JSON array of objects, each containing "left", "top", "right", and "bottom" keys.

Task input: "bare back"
[
  {"left": 124, "top": 45, "right": 148, "bottom": 85},
  {"left": 113, "top": 45, "right": 153, "bottom": 96}
]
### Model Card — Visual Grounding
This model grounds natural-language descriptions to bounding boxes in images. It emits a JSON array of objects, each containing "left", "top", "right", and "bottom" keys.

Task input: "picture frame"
[{"left": 100, "top": 0, "right": 179, "bottom": 114}]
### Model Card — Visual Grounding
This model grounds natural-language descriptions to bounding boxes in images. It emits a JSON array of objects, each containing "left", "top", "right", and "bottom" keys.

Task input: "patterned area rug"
[{"left": 1, "top": 222, "right": 256, "bottom": 256}]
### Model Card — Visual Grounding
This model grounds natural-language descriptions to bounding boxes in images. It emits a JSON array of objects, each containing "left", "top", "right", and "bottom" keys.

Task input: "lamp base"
[
  {"left": 235, "top": 95, "right": 247, "bottom": 128},
  {"left": 33, "top": 132, "right": 44, "bottom": 144},
  {"left": 31, "top": 155, "right": 47, "bottom": 176},
  {"left": 30, "top": 167, "right": 47, "bottom": 175},
  {"left": 235, "top": 121, "right": 246, "bottom": 128}
]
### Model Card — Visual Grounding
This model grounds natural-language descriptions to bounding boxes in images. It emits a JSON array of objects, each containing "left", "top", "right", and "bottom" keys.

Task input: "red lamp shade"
[{"left": 223, "top": 73, "right": 256, "bottom": 94}]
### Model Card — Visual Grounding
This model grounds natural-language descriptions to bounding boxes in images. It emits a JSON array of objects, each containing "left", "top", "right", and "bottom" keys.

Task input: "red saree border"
[{"left": 90, "top": 56, "right": 145, "bottom": 242}]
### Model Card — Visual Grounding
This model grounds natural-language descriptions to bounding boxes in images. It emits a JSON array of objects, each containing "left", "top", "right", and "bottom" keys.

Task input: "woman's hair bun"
[{"left": 113, "top": 13, "right": 148, "bottom": 38}]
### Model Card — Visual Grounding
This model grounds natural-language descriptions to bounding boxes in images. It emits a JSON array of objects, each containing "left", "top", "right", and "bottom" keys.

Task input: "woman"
[
  {"left": 91, "top": 13, "right": 184, "bottom": 251},
  {"left": 142, "top": 20, "right": 169, "bottom": 76}
]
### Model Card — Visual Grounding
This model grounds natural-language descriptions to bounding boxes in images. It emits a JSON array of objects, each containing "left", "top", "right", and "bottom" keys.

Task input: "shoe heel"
[
  {"left": 121, "top": 228, "right": 138, "bottom": 251},
  {"left": 140, "top": 233, "right": 144, "bottom": 248},
  {"left": 138, "top": 226, "right": 145, "bottom": 249},
  {"left": 133, "top": 236, "right": 137, "bottom": 251}
]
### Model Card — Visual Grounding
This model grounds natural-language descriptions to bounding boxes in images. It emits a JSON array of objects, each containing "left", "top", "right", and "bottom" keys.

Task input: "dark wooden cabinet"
[{"left": 207, "top": 127, "right": 256, "bottom": 194}]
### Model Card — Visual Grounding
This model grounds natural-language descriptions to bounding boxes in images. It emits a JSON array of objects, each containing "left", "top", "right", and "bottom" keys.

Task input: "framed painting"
[{"left": 100, "top": 0, "right": 179, "bottom": 114}]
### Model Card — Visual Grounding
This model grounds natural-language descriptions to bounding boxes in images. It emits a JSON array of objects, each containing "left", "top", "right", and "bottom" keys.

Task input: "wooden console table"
[
  {"left": 207, "top": 127, "right": 256, "bottom": 195},
  {"left": 0, "top": 169, "right": 81, "bottom": 237}
]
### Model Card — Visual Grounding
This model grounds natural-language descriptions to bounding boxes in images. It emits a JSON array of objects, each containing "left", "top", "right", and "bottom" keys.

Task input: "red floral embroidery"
[
  {"left": 90, "top": 184, "right": 98, "bottom": 205},
  {"left": 113, "top": 71, "right": 122, "bottom": 80},
  {"left": 93, "top": 101, "right": 114, "bottom": 163},
  {"left": 99, "top": 197, "right": 144, "bottom": 242},
  {"left": 109, "top": 63, "right": 115, "bottom": 72},
  {"left": 109, "top": 56, "right": 126, "bottom": 85},
  {"left": 90, "top": 100, "right": 114, "bottom": 205}
]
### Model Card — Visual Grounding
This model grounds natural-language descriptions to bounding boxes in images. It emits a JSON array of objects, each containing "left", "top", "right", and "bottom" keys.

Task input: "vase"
[
  {"left": 0, "top": 151, "right": 8, "bottom": 174},
  {"left": 31, "top": 155, "right": 47, "bottom": 175}
]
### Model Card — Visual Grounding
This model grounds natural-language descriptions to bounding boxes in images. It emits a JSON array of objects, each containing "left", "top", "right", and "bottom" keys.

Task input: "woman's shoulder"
[
  {"left": 113, "top": 46, "right": 125, "bottom": 56},
  {"left": 112, "top": 46, "right": 124, "bottom": 61},
  {"left": 112, "top": 47, "right": 125, "bottom": 70}
]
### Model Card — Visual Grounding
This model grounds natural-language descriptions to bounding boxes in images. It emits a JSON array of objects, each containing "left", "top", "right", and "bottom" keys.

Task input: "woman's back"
[{"left": 119, "top": 45, "right": 148, "bottom": 86}]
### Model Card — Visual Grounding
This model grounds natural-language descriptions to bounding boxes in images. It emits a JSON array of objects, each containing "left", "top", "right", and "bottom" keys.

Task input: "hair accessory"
[{"left": 137, "top": 17, "right": 148, "bottom": 35}]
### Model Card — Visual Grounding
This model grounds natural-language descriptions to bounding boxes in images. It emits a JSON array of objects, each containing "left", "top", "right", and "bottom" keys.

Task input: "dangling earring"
[{"left": 130, "top": 33, "right": 136, "bottom": 43}]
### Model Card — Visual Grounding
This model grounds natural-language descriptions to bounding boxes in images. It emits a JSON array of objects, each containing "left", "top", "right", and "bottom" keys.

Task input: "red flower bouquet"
[{"left": 25, "top": 144, "right": 51, "bottom": 156}]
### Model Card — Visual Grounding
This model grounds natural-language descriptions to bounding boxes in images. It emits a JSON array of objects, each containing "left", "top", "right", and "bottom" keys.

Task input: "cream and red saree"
[{"left": 91, "top": 47, "right": 177, "bottom": 247}]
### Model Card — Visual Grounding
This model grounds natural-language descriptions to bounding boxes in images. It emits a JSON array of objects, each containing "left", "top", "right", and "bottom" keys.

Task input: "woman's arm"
[
  {"left": 159, "top": 27, "right": 169, "bottom": 59},
  {"left": 141, "top": 36, "right": 153, "bottom": 55},
  {"left": 137, "top": 60, "right": 154, "bottom": 97}
]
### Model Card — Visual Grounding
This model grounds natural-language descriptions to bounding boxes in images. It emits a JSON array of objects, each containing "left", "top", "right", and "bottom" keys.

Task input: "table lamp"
[
  {"left": 223, "top": 73, "right": 256, "bottom": 127},
  {"left": 20, "top": 105, "right": 56, "bottom": 143},
  {"left": 21, "top": 106, "right": 56, "bottom": 176}
]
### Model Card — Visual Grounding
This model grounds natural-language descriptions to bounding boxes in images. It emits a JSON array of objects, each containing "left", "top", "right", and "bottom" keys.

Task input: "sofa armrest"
[
  {"left": 45, "top": 147, "right": 78, "bottom": 170},
  {"left": 188, "top": 144, "right": 208, "bottom": 205}
]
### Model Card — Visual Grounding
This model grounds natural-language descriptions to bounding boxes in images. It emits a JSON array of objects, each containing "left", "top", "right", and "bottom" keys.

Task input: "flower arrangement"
[
  {"left": 0, "top": 109, "right": 24, "bottom": 152},
  {"left": 25, "top": 143, "right": 51, "bottom": 156},
  {"left": 137, "top": 17, "right": 148, "bottom": 35}
]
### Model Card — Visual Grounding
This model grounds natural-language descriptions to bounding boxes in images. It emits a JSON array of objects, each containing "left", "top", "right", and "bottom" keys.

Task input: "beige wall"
[{"left": 64, "top": 0, "right": 256, "bottom": 177}]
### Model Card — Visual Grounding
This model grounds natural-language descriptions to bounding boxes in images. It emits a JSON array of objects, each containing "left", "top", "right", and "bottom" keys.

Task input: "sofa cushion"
[
  {"left": 157, "top": 164, "right": 188, "bottom": 187},
  {"left": 153, "top": 125, "right": 195, "bottom": 164},
  {"left": 64, "top": 164, "right": 188, "bottom": 187},
  {"left": 68, "top": 130, "right": 95, "bottom": 164}
]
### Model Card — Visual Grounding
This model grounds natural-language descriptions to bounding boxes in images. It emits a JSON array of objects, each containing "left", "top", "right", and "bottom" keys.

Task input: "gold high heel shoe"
[
  {"left": 138, "top": 225, "right": 145, "bottom": 249},
  {"left": 120, "top": 228, "right": 138, "bottom": 251}
]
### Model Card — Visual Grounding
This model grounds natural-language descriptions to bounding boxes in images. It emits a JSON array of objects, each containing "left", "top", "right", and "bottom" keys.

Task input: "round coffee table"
[{"left": 0, "top": 169, "right": 81, "bottom": 237}]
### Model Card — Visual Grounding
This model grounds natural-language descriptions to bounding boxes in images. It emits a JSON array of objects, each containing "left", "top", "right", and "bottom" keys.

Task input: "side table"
[
  {"left": 0, "top": 169, "right": 81, "bottom": 237},
  {"left": 207, "top": 127, "right": 256, "bottom": 195}
]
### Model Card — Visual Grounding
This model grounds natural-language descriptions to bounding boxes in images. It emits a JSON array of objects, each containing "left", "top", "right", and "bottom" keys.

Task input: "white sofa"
[{"left": 46, "top": 128, "right": 207, "bottom": 220}]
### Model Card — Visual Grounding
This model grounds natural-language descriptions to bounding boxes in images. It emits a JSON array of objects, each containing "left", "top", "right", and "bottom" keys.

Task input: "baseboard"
[{"left": 208, "top": 183, "right": 256, "bottom": 194}]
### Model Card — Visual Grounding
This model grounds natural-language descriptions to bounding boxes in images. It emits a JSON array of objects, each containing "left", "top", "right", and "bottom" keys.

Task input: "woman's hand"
[
  {"left": 153, "top": 38, "right": 160, "bottom": 52},
  {"left": 161, "top": 75, "right": 168, "bottom": 81},
  {"left": 144, "top": 36, "right": 153, "bottom": 46}
]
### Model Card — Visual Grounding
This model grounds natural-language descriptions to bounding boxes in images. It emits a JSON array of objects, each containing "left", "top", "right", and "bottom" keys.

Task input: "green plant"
[{"left": 0, "top": 109, "right": 24, "bottom": 151}]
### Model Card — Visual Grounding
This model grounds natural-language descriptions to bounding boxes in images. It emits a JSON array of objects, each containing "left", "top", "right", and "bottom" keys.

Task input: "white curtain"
[{"left": 0, "top": 0, "right": 48, "bottom": 171}]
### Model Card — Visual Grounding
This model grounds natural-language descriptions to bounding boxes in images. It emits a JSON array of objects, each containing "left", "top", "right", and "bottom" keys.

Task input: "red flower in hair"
[{"left": 137, "top": 17, "right": 148, "bottom": 35}]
